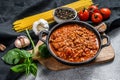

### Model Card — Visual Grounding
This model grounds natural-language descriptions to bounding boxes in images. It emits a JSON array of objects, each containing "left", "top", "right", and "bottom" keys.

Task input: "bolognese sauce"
[{"left": 49, "top": 24, "right": 99, "bottom": 62}]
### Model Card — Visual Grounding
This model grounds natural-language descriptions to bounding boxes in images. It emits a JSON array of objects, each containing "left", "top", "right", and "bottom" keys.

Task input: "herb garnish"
[
  {"left": 2, "top": 29, "right": 37, "bottom": 76},
  {"left": 38, "top": 44, "right": 51, "bottom": 58}
]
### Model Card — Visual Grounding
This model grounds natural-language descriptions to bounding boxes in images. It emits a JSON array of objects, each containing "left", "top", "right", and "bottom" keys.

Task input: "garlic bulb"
[
  {"left": 32, "top": 19, "right": 49, "bottom": 35},
  {"left": 14, "top": 36, "right": 30, "bottom": 48}
]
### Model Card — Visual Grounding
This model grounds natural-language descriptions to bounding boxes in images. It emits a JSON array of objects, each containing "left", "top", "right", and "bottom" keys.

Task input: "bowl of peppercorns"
[{"left": 53, "top": 7, "right": 77, "bottom": 23}]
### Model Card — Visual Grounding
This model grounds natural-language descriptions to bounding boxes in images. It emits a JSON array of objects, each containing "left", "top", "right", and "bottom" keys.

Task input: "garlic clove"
[
  {"left": 0, "top": 43, "right": 6, "bottom": 51},
  {"left": 14, "top": 39, "right": 22, "bottom": 48},
  {"left": 24, "top": 37, "right": 30, "bottom": 46},
  {"left": 33, "top": 21, "right": 40, "bottom": 35},
  {"left": 44, "top": 24, "right": 49, "bottom": 29},
  {"left": 38, "top": 19, "right": 48, "bottom": 25},
  {"left": 14, "top": 36, "right": 30, "bottom": 48}
]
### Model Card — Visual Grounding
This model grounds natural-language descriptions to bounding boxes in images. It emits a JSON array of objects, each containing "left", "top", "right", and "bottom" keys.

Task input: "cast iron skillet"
[{"left": 39, "top": 20, "right": 110, "bottom": 65}]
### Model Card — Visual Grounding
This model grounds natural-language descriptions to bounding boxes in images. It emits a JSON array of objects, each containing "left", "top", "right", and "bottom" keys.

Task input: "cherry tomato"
[
  {"left": 100, "top": 8, "right": 111, "bottom": 19},
  {"left": 88, "top": 5, "right": 100, "bottom": 16},
  {"left": 78, "top": 9, "right": 89, "bottom": 21},
  {"left": 91, "top": 13, "right": 103, "bottom": 23}
]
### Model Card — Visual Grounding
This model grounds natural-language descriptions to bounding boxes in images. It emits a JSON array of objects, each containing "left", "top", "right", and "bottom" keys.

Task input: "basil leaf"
[
  {"left": 2, "top": 48, "right": 21, "bottom": 64},
  {"left": 11, "top": 64, "right": 26, "bottom": 72},
  {"left": 2, "top": 48, "right": 32, "bottom": 65},
  {"left": 20, "top": 50, "right": 32, "bottom": 58},
  {"left": 38, "top": 44, "right": 51, "bottom": 58},
  {"left": 26, "top": 64, "right": 30, "bottom": 76},
  {"left": 30, "top": 63, "right": 37, "bottom": 76},
  {"left": 24, "top": 58, "right": 31, "bottom": 76}
]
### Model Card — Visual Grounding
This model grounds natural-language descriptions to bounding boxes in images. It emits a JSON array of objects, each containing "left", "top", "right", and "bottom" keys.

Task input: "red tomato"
[
  {"left": 100, "top": 8, "right": 111, "bottom": 19},
  {"left": 78, "top": 9, "right": 89, "bottom": 21},
  {"left": 88, "top": 5, "right": 100, "bottom": 16},
  {"left": 91, "top": 13, "right": 103, "bottom": 23}
]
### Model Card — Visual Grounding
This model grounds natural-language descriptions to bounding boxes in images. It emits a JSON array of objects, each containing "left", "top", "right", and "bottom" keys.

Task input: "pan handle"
[
  {"left": 39, "top": 30, "right": 49, "bottom": 44},
  {"left": 101, "top": 34, "right": 111, "bottom": 48}
]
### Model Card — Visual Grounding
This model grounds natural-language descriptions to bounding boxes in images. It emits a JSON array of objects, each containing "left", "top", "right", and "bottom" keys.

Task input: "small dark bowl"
[{"left": 39, "top": 20, "right": 110, "bottom": 65}]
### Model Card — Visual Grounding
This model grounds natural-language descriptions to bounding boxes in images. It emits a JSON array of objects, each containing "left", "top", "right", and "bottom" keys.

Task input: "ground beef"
[{"left": 49, "top": 24, "right": 99, "bottom": 62}]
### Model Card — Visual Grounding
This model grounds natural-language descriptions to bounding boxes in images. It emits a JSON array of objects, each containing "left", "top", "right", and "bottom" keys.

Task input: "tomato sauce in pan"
[{"left": 49, "top": 24, "right": 99, "bottom": 62}]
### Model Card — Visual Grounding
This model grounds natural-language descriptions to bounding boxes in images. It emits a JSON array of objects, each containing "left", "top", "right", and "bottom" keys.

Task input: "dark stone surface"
[{"left": 0, "top": 0, "right": 120, "bottom": 80}]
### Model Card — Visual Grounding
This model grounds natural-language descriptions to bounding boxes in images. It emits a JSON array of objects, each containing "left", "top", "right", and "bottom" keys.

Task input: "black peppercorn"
[{"left": 55, "top": 8, "right": 75, "bottom": 20}]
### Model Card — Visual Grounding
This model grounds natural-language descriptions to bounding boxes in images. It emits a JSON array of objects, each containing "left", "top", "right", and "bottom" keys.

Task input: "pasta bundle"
[{"left": 13, "top": 0, "right": 93, "bottom": 32}]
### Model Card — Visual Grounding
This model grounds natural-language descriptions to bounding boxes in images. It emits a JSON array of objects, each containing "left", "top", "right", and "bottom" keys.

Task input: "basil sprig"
[
  {"left": 2, "top": 29, "right": 37, "bottom": 76},
  {"left": 2, "top": 48, "right": 32, "bottom": 64},
  {"left": 2, "top": 48, "right": 37, "bottom": 76}
]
